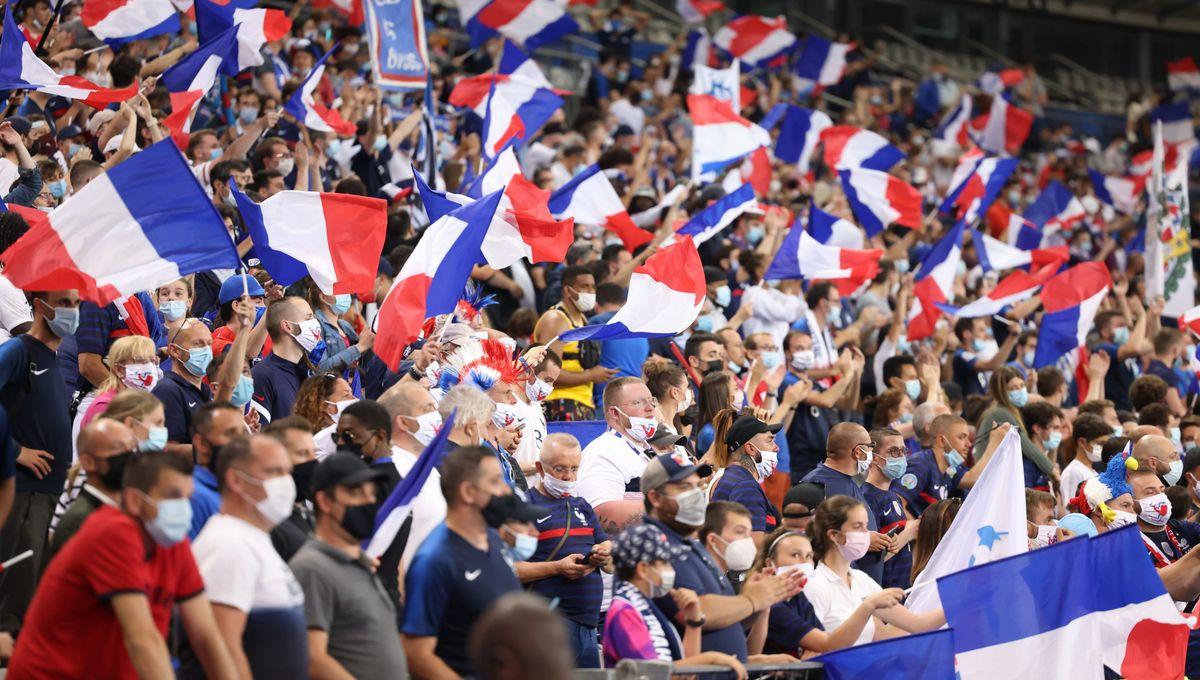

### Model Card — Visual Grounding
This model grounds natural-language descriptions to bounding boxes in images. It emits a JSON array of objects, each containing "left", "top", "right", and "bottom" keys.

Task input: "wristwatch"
[{"left": 684, "top": 614, "right": 707, "bottom": 628}]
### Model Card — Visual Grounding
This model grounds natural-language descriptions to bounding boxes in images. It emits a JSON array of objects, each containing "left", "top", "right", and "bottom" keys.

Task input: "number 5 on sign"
[{"left": 365, "top": 0, "right": 429, "bottom": 90}]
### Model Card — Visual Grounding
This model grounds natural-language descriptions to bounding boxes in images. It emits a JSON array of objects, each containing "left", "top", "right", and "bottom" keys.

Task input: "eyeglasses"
[
  {"left": 625, "top": 396, "right": 659, "bottom": 410},
  {"left": 880, "top": 446, "right": 907, "bottom": 457}
]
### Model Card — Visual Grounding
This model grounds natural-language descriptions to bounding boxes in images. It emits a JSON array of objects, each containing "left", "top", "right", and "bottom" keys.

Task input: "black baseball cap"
[
  {"left": 783, "top": 482, "right": 825, "bottom": 516},
  {"left": 725, "top": 414, "right": 782, "bottom": 451},
  {"left": 648, "top": 425, "right": 687, "bottom": 449},
  {"left": 490, "top": 492, "right": 543, "bottom": 524},
  {"left": 311, "top": 452, "right": 387, "bottom": 494}
]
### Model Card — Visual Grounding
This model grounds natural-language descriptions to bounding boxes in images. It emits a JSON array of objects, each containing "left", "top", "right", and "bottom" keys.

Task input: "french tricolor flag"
[
  {"left": 311, "top": 0, "right": 363, "bottom": 26},
  {"left": 450, "top": 42, "right": 561, "bottom": 152},
  {"left": 934, "top": 94, "right": 972, "bottom": 147},
  {"left": 1034, "top": 261, "right": 1111, "bottom": 368},
  {"left": 1129, "top": 150, "right": 1154, "bottom": 179},
  {"left": 938, "top": 261, "right": 1058, "bottom": 319},
  {"left": 1180, "top": 304, "right": 1200, "bottom": 337},
  {"left": 82, "top": 0, "right": 181, "bottom": 45},
  {"left": 978, "top": 67, "right": 1024, "bottom": 95},
  {"left": 285, "top": 47, "right": 358, "bottom": 137},
  {"left": 683, "top": 29, "right": 715, "bottom": 70},
  {"left": 677, "top": 0, "right": 723, "bottom": 24},
  {"left": 794, "top": 35, "right": 853, "bottom": 88},
  {"left": 763, "top": 211, "right": 882, "bottom": 289},
  {"left": 941, "top": 156, "right": 1017, "bottom": 224},
  {"left": 161, "top": 26, "right": 239, "bottom": 148},
  {"left": 1088, "top": 169, "right": 1143, "bottom": 215},
  {"left": 676, "top": 183, "right": 757, "bottom": 245},
  {"left": 908, "top": 220, "right": 966, "bottom": 341},
  {"left": 195, "top": 0, "right": 292, "bottom": 74},
  {"left": 688, "top": 94, "right": 771, "bottom": 178},
  {"left": 457, "top": 0, "right": 579, "bottom": 49},
  {"left": 819, "top": 125, "right": 905, "bottom": 172},
  {"left": 972, "top": 95, "right": 1034, "bottom": 155},
  {"left": 233, "top": 188, "right": 387, "bottom": 294},
  {"left": 559, "top": 236, "right": 706, "bottom": 342},
  {"left": 773, "top": 105, "right": 831, "bottom": 175},
  {"left": 1019, "top": 180, "right": 1086, "bottom": 248},
  {"left": 839, "top": 167, "right": 922, "bottom": 237},
  {"left": 0, "top": 5, "right": 138, "bottom": 108},
  {"left": 1168, "top": 56, "right": 1200, "bottom": 92},
  {"left": 0, "top": 140, "right": 239, "bottom": 305},
  {"left": 548, "top": 164, "right": 650, "bottom": 251},
  {"left": 450, "top": 75, "right": 525, "bottom": 159},
  {"left": 1149, "top": 101, "right": 1196, "bottom": 147},
  {"left": 712, "top": 15, "right": 796, "bottom": 68},
  {"left": 366, "top": 410, "right": 456, "bottom": 558},
  {"left": 969, "top": 229, "right": 1068, "bottom": 273},
  {"left": 375, "top": 190, "right": 504, "bottom": 370}
]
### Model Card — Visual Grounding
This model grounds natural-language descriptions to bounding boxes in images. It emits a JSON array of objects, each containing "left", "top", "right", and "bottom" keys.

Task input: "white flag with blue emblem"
[
  {"left": 688, "top": 60, "right": 740, "bottom": 110},
  {"left": 905, "top": 426, "right": 1027, "bottom": 613}
]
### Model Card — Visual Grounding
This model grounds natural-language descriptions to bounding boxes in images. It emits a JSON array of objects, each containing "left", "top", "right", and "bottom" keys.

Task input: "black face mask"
[
  {"left": 482, "top": 493, "right": 515, "bottom": 529},
  {"left": 679, "top": 403, "right": 698, "bottom": 428},
  {"left": 199, "top": 440, "right": 224, "bottom": 472},
  {"left": 702, "top": 359, "right": 723, "bottom": 374},
  {"left": 98, "top": 451, "right": 132, "bottom": 490},
  {"left": 336, "top": 434, "right": 365, "bottom": 460},
  {"left": 340, "top": 501, "right": 377, "bottom": 540},
  {"left": 291, "top": 460, "right": 318, "bottom": 502}
]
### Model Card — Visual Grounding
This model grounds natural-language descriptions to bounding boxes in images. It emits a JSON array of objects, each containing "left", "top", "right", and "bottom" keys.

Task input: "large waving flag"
[
  {"left": 972, "top": 95, "right": 1033, "bottom": 155},
  {"left": 1150, "top": 101, "right": 1195, "bottom": 147},
  {"left": 459, "top": 76, "right": 524, "bottom": 160},
  {"left": 906, "top": 427, "right": 1026, "bottom": 613},
  {"left": 815, "top": 630, "right": 955, "bottom": 680},
  {"left": 839, "top": 167, "right": 922, "bottom": 237},
  {"left": 689, "top": 61, "right": 741, "bottom": 110},
  {"left": 819, "top": 126, "right": 905, "bottom": 172},
  {"left": 970, "top": 229, "right": 1068, "bottom": 273},
  {"left": 675, "top": 183, "right": 757, "bottom": 245},
  {"left": 366, "top": 410, "right": 456, "bottom": 558},
  {"left": 939, "top": 527, "right": 1187, "bottom": 679},
  {"left": 0, "top": 140, "right": 239, "bottom": 305},
  {"left": 935, "top": 94, "right": 973, "bottom": 147},
  {"left": 452, "top": 41, "right": 564, "bottom": 151},
  {"left": 549, "top": 165, "right": 650, "bottom": 250},
  {"left": 456, "top": 0, "right": 578, "bottom": 49},
  {"left": 773, "top": 105, "right": 831, "bottom": 174},
  {"left": 676, "top": 0, "right": 723, "bottom": 24},
  {"left": 195, "top": 0, "right": 292, "bottom": 74},
  {"left": 560, "top": 236, "right": 705, "bottom": 342},
  {"left": 161, "top": 26, "right": 240, "bottom": 148},
  {"left": 793, "top": 35, "right": 853, "bottom": 89},
  {"left": 682, "top": 28, "right": 715, "bottom": 70},
  {"left": 1018, "top": 180, "right": 1086, "bottom": 248},
  {"left": 908, "top": 220, "right": 965, "bottom": 340},
  {"left": 375, "top": 191, "right": 504, "bottom": 370},
  {"left": 938, "top": 262, "right": 1057, "bottom": 319},
  {"left": 0, "top": 6, "right": 138, "bottom": 107},
  {"left": 1167, "top": 56, "right": 1200, "bottom": 93},
  {"left": 285, "top": 47, "right": 358, "bottom": 137},
  {"left": 941, "top": 156, "right": 1017, "bottom": 224},
  {"left": 764, "top": 214, "right": 882, "bottom": 286},
  {"left": 978, "top": 66, "right": 1024, "bottom": 95},
  {"left": 82, "top": 0, "right": 180, "bottom": 45},
  {"left": 233, "top": 189, "right": 387, "bottom": 294},
  {"left": 689, "top": 94, "right": 771, "bottom": 178},
  {"left": 1088, "top": 170, "right": 1143, "bottom": 215},
  {"left": 712, "top": 15, "right": 796, "bottom": 68},
  {"left": 1034, "top": 262, "right": 1111, "bottom": 369}
]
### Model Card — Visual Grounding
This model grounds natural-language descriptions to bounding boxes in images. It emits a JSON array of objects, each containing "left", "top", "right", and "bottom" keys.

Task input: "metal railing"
[{"left": 575, "top": 659, "right": 825, "bottom": 679}]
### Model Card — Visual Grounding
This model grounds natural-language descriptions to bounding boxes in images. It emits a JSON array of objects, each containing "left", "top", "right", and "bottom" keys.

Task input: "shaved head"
[
  {"left": 827, "top": 423, "right": 869, "bottom": 460},
  {"left": 1133, "top": 434, "right": 1179, "bottom": 476}
]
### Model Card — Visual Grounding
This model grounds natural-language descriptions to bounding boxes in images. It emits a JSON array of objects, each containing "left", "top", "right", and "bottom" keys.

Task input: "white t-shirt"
[
  {"left": 1060, "top": 459, "right": 1097, "bottom": 503},
  {"left": 512, "top": 396, "right": 547, "bottom": 471},
  {"left": 577, "top": 429, "right": 651, "bottom": 508},
  {"left": 804, "top": 562, "right": 882, "bottom": 646},
  {"left": 0, "top": 273, "right": 32, "bottom": 343},
  {"left": 740, "top": 285, "right": 807, "bottom": 349},
  {"left": 191, "top": 513, "right": 305, "bottom": 613},
  {"left": 609, "top": 98, "right": 646, "bottom": 135},
  {"left": 392, "top": 445, "right": 448, "bottom": 575},
  {"left": 314, "top": 424, "right": 337, "bottom": 460},
  {"left": 0, "top": 158, "right": 18, "bottom": 194}
]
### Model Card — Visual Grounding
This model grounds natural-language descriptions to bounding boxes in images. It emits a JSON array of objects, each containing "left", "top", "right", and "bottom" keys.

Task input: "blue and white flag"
[
  {"left": 814, "top": 629, "right": 955, "bottom": 680},
  {"left": 365, "top": 0, "right": 429, "bottom": 89},
  {"left": 676, "top": 183, "right": 757, "bottom": 245},
  {"left": 365, "top": 411, "right": 456, "bottom": 558},
  {"left": 773, "top": 105, "right": 831, "bottom": 174}
]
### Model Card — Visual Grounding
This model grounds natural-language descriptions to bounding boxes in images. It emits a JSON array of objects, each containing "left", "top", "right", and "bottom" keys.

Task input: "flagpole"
[{"left": 33, "top": 0, "right": 67, "bottom": 56}]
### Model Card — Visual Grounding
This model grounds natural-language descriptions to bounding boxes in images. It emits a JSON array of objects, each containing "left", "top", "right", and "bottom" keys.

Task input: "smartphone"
[{"left": 886, "top": 524, "right": 904, "bottom": 538}]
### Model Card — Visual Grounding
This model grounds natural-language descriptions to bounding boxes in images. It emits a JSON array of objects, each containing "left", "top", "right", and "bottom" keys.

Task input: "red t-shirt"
[
  {"left": 9, "top": 507, "right": 205, "bottom": 679},
  {"left": 212, "top": 325, "right": 272, "bottom": 358}
]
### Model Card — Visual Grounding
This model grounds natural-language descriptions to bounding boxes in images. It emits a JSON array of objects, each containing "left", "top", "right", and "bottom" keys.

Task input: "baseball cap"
[
  {"left": 648, "top": 426, "right": 686, "bottom": 449},
  {"left": 489, "top": 493, "right": 542, "bottom": 524},
  {"left": 310, "top": 452, "right": 387, "bottom": 494},
  {"left": 3, "top": 117, "right": 31, "bottom": 136},
  {"left": 614, "top": 124, "right": 635, "bottom": 137},
  {"left": 611, "top": 524, "right": 688, "bottom": 573},
  {"left": 218, "top": 274, "right": 266, "bottom": 304},
  {"left": 56, "top": 124, "right": 84, "bottom": 141},
  {"left": 87, "top": 109, "right": 117, "bottom": 136},
  {"left": 782, "top": 482, "right": 825, "bottom": 517},
  {"left": 724, "top": 414, "right": 782, "bottom": 451},
  {"left": 640, "top": 451, "right": 697, "bottom": 493}
]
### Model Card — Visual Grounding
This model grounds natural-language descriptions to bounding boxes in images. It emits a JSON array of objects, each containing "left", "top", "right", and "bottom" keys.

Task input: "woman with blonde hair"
[{"left": 78, "top": 335, "right": 160, "bottom": 429}]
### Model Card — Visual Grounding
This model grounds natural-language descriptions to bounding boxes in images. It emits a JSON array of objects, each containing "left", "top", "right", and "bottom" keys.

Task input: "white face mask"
[
  {"left": 493, "top": 402, "right": 522, "bottom": 430},
  {"left": 276, "top": 158, "right": 295, "bottom": 177},
  {"left": 856, "top": 449, "right": 873, "bottom": 476},
  {"left": 327, "top": 398, "right": 358, "bottom": 421},
  {"left": 776, "top": 562, "right": 815, "bottom": 584},
  {"left": 618, "top": 408, "right": 657, "bottom": 442},
  {"left": 1108, "top": 509, "right": 1138, "bottom": 529},
  {"left": 407, "top": 411, "right": 442, "bottom": 446},
  {"left": 542, "top": 473, "right": 576, "bottom": 499},
  {"left": 754, "top": 447, "right": 778, "bottom": 479},
  {"left": 1031, "top": 523, "right": 1058, "bottom": 548},
  {"left": 1087, "top": 444, "right": 1102, "bottom": 463},
  {"left": 292, "top": 318, "right": 323, "bottom": 352},
  {"left": 525, "top": 377, "right": 552, "bottom": 402},
  {"left": 677, "top": 385, "right": 693, "bottom": 410},
  {"left": 122, "top": 362, "right": 161, "bottom": 392},
  {"left": 649, "top": 567, "right": 675, "bottom": 598},
  {"left": 718, "top": 536, "right": 757, "bottom": 572},
  {"left": 1137, "top": 493, "right": 1172, "bottom": 527},
  {"left": 238, "top": 472, "right": 296, "bottom": 527},
  {"left": 791, "top": 350, "right": 815, "bottom": 370},
  {"left": 574, "top": 291, "right": 596, "bottom": 312}
]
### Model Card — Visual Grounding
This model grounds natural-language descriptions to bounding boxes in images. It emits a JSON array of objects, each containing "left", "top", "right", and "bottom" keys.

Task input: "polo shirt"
[
  {"left": 0, "top": 333, "right": 72, "bottom": 495},
  {"left": 8, "top": 506, "right": 205, "bottom": 679},
  {"left": 645, "top": 517, "right": 748, "bottom": 661},
  {"left": 189, "top": 466, "right": 221, "bottom": 539},
  {"left": 402, "top": 523, "right": 520, "bottom": 677},
  {"left": 152, "top": 372, "right": 213, "bottom": 444},
  {"left": 252, "top": 353, "right": 309, "bottom": 422},
  {"left": 764, "top": 594, "right": 824, "bottom": 656},
  {"left": 1023, "top": 455, "right": 1050, "bottom": 490},
  {"left": 710, "top": 463, "right": 780, "bottom": 532},
  {"left": 800, "top": 463, "right": 882, "bottom": 584},
  {"left": 527, "top": 487, "right": 608, "bottom": 626},
  {"left": 892, "top": 448, "right": 965, "bottom": 517},
  {"left": 183, "top": 514, "right": 307, "bottom": 680},
  {"left": 1097, "top": 342, "right": 1138, "bottom": 412},
  {"left": 577, "top": 429, "right": 654, "bottom": 509},
  {"left": 861, "top": 482, "right": 913, "bottom": 589},
  {"left": 782, "top": 377, "right": 852, "bottom": 481},
  {"left": 803, "top": 562, "right": 882, "bottom": 646},
  {"left": 289, "top": 539, "right": 408, "bottom": 680}
]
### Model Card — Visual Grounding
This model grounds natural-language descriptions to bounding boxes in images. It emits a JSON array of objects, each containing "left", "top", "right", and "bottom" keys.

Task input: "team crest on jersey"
[
  {"left": 573, "top": 507, "right": 588, "bottom": 525},
  {"left": 900, "top": 473, "right": 918, "bottom": 490}
]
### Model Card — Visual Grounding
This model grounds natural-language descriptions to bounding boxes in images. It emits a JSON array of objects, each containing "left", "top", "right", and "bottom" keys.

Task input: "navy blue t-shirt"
[
  {"left": 646, "top": 517, "right": 749, "bottom": 661},
  {"left": 1097, "top": 342, "right": 1138, "bottom": 412},
  {"left": 251, "top": 353, "right": 309, "bottom": 422},
  {"left": 403, "top": 523, "right": 520, "bottom": 677},
  {"left": 783, "top": 377, "right": 851, "bottom": 481},
  {"left": 710, "top": 464, "right": 780, "bottom": 533},
  {"left": 0, "top": 334, "right": 72, "bottom": 495},
  {"left": 152, "top": 372, "right": 213, "bottom": 443},
  {"left": 952, "top": 349, "right": 985, "bottom": 397},
  {"left": 763, "top": 594, "right": 823, "bottom": 656},
  {"left": 892, "top": 448, "right": 966, "bottom": 517},
  {"left": 526, "top": 487, "right": 608, "bottom": 626},
  {"left": 800, "top": 464, "right": 883, "bottom": 584},
  {"left": 1147, "top": 359, "right": 1186, "bottom": 395},
  {"left": 861, "top": 482, "right": 913, "bottom": 589}
]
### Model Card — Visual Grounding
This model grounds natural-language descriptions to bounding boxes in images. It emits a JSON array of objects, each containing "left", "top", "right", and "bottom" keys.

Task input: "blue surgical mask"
[
  {"left": 230, "top": 374, "right": 254, "bottom": 407},
  {"left": 43, "top": 302, "right": 79, "bottom": 337},
  {"left": 1171, "top": 427, "right": 1182, "bottom": 445},
  {"left": 159, "top": 300, "right": 187, "bottom": 321},
  {"left": 178, "top": 345, "right": 213, "bottom": 377},
  {"left": 760, "top": 350, "right": 783, "bottom": 370},
  {"left": 1113, "top": 326, "right": 1130, "bottom": 345},
  {"left": 1008, "top": 388, "right": 1029, "bottom": 408},
  {"left": 694, "top": 315, "right": 714, "bottom": 333},
  {"left": 1166, "top": 459, "right": 1184, "bottom": 486},
  {"left": 331, "top": 294, "right": 352, "bottom": 316},
  {"left": 1023, "top": 350, "right": 1035, "bottom": 366},
  {"left": 900, "top": 411, "right": 914, "bottom": 424},
  {"left": 883, "top": 456, "right": 908, "bottom": 480},
  {"left": 373, "top": 134, "right": 388, "bottom": 152},
  {"left": 827, "top": 305, "right": 842, "bottom": 326},
  {"left": 1043, "top": 431, "right": 1062, "bottom": 451},
  {"left": 68, "top": 142, "right": 83, "bottom": 158},
  {"left": 140, "top": 426, "right": 169, "bottom": 452},
  {"left": 714, "top": 285, "right": 732, "bottom": 307},
  {"left": 512, "top": 532, "right": 537, "bottom": 561},
  {"left": 894, "top": 259, "right": 910, "bottom": 274},
  {"left": 1113, "top": 425, "right": 1125, "bottom": 438},
  {"left": 973, "top": 338, "right": 987, "bottom": 352},
  {"left": 144, "top": 497, "right": 192, "bottom": 547},
  {"left": 904, "top": 379, "right": 921, "bottom": 400},
  {"left": 48, "top": 179, "right": 67, "bottom": 199},
  {"left": 945, "top": 447, "right": 964, "bottom": 470},
  {"left": 209, "top": 147, "right": 223, "bottom": 160},
  {"left": 238, "top": 107, "right": 259, "bottom": 125},
  {"left": 747, "top": 226, "right": 765, "bottom": 244}
]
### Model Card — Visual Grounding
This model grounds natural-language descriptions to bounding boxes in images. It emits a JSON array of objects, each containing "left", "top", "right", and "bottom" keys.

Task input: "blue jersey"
[
  {"left": 0, "top": 335, "right": 72, "bottom": 495},
  {"left": 710, "top": 464, "right": 780, "bottom": 533},
  {"left": 1022, "top": 456, "right": 1050, "bottom": 491},
  {"left": 861, "top": 482, "right": 913, "bottom": 589},
  {"left": 763, "top": 594, "right": 823, "bottom": 656},
  {"left": 892, "top": 449, "right": 965, "bottom": 517},
  {"left": 526, "top": 488, "right": 607, "bottom": 626},
  {"left": 1097, "top": 342, "right": 1139, "bottom": 412},
  {"left": 251, "top": 353, "right": 309, "bottom": 421},
  {"left": 403, "top": 524, "right": 520, "bottom": 677}
]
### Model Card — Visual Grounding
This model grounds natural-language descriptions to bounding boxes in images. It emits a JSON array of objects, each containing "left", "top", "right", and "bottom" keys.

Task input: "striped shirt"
[{"left": 526, "top": 487, "right": 608, "bottom": 626}]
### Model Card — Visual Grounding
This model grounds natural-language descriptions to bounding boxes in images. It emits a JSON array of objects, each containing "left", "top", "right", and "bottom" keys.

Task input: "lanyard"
[
  {"left": 1142, "top": 525, "right": 1182, "bottom": 569},
  {"left": 610, "top": 429, "right": 654, "bottom": 462}
]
